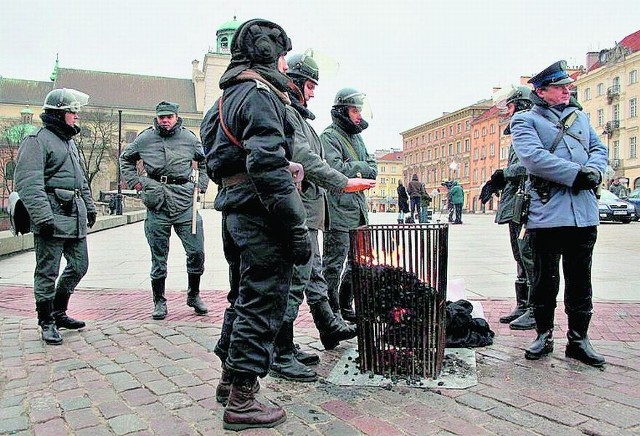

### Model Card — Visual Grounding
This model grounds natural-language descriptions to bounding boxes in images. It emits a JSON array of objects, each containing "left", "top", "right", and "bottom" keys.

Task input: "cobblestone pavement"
[{"left": 1, "top": 286, "right": 640, "bottom": 435}]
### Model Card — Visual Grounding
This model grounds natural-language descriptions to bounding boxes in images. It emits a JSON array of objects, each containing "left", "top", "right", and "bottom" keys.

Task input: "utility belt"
[
  {"left": 529, "top": 175, "right": 561, "bottom": 204},
  {"left": 149, "top": 174, "right": 189, "bottom": 185},
  {"left": 45, "top": 187, "right": 81, "bottom": 197},
  {"left": 221, "top": 173, "right": 248, "bottom": 188}
]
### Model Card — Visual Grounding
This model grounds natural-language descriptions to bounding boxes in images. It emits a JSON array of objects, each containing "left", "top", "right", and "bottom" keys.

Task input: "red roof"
[{"left": 378, "top": 151, "right": 403, "bottom": 161}]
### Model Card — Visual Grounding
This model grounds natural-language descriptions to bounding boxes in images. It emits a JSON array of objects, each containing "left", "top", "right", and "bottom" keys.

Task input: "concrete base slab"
[{"left": 326, "top": 347, "right": 477, "bottom": 389}]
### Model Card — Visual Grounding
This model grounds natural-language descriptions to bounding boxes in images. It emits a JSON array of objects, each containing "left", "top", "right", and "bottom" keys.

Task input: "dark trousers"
[
  {"left": 508, "top": 221, "right": 534, "bottom": 285},
  {"left": 453, "top": 203, "right": 463, "bottom": 223},
  {"left": 216, "top": 210, "right": 292, "bottom": 377},
  {"left": 33, "top": 235, "right": 89, "bottom": 302},
  {"left": 529, "top": 226, "right": 597, "bottom": 331},
  {"left": 322, "top": 229, "right": 351, "bottom": 312},
  {"left": 144, "top": 208, "right": 205, "bottom": 280},
  {"left": 410, "top": 197, "right": 421, "bottom": 218}
]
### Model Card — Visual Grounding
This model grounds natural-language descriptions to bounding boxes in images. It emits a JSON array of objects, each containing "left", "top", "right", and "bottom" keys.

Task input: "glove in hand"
[
  {"left": 489, "top": 169, "right": 506, "bottom": 191},
  {"left": 87, "top": 212, "right": 97, "bottom": 228},
  {"left": 290, "top": 226, "right": 312, "bottom": 266},
  {"left": 344, "top": 178, "right": 376, "bottom": 193},
  {"left": 572, "top": 166, "right": 601, "bottom": 191},
  {"left": 39, "top": 222, "right": 55, "bottom": 238}
]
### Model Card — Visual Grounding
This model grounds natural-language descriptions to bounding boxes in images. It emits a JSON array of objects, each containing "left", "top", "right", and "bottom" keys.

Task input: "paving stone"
[
  {"left": 107, "top": 413, "right": 148, "bottom": 435},
  {"left": 59, "top": 396, "right": 92, "bottom": 411},
  {"left": 106, "top": 372, "right": 142, "bottom": 392},
  {"left": 64, "top": 408, "right": 103, "bottom": 430},
  {"left": 159, "top": 392, "right": 193, "bottom": 410},
  {"left": 144, "top": 379, "right": 179, "bottom": 395},
  {"left": 0, "top": 416, "right": 29, "bottom": 433},
  {"left": 121, "top": 388, "right": 157, "bottom": 407},
  {"left": 32, "top": 417, "right": 67, "bottom": 435},
  {"left": 96, "top": 399, "right": 133, "bottom": 419}
]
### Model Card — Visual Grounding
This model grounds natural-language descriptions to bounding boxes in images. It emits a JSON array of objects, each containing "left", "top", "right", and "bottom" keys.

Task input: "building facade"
[
  {"left": 371, "top": 151, "right": 403, "bottom": 212},
  {"left": 576, "top": 29, "right": 640, "bottom": 191}
]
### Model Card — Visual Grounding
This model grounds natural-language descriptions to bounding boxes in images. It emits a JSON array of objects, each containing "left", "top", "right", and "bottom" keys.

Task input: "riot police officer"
[
  {"left": 320, "top": 88, "right": 378, "bottom": 322},
  {"left": 120, "top": 101, "right": 209, "bottom": 320},
  {"left": 14, "top": 88, "right": 97, "bottom": 345},
  {"left": 201, "top": 19, "right": 310, "bottom": 431}
]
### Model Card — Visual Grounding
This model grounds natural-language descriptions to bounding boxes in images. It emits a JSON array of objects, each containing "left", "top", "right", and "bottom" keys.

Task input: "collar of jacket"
[
  {"left": 234, "top": 70, "right": 291, "bottom": 105},
  {"left": 154, "top": 117, "right": 183, "bottom": 137}
]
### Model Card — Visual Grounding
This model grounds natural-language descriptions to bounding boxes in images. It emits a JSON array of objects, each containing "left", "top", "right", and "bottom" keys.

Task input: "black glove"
[
  {"left": 289, "top": 226, "right": 312, "bottom": 266},
  {"left": 39, "top": 221, "right": 55, "bottom": 238},
  {"left": 572, "top": 166, "right": 601, "bottom": 191},
  {"left": 479, "top": 180, "right": 496, "bottom": 204},
  {"left": 489, "top": 169, "right": 506, "bottom": 191},
  {"left": 87, "top": 212, "right": 97, "bottom": 228}
]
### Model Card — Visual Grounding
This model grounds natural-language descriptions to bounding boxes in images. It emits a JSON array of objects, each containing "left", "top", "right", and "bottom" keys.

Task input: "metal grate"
[{"left": 349, "top": 223, "right": 448, "bottom": 380}]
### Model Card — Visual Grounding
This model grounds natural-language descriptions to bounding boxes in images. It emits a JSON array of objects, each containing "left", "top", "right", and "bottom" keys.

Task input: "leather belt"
[
  {"left": 45, "top": 187, "right": 81, "bottom": 197},
  {"left": 221, "top": 173, "right": 249, "bottom": 187},
  {"left": 149, "top": 174, "right": 189, "bottom": 185}
]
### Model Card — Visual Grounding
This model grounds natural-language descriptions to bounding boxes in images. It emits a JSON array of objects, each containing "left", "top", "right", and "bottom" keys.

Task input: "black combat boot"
[
  {"left": 500, "top": 281, "right": 528, "bottom": 323},
  {"left": 151, "top": 278, "right": 167, "bottom": 320},
  {"left": 52, "top": 292, "right": 86, "bottom": 329},
  {"left": 397, "top": 218, "right": 404, "bottom": 224},
  {"left": 186, "top": 274, "right": 208, "bottom": 315},
  {"left": 310, "top": 301, "right": 357, "bottom": 350},
  {"left": 509, "top": 308, "right": 536, "bottom": 330},
  {"left": 565, "top": 313, "right": 605, "bottom": 367},
  {"left": 339, "top": 280, "right": 357, "bottom": 323},
  {"left": 525, "top": 329, "right": 554, "bottom": 360},
  {"left": 293, "top": 344, "right": 319, "bottom": 366},
  {"left": 223, "top": 374, "right": 286, "bottom": 431},
  {"left": 36, "top": 300, "right": 63, "bottom": 345},
  {"left": 216, "top": 364, "right": 260, "bottom": 406},
  {"left": 269, "top": 321, "right": 318, "bottom": 382}
]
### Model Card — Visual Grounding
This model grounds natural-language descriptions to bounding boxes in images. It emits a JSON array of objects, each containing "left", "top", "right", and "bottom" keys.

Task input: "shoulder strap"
[
  {"left": 218, "top": 97, "right": 244, "bottom": 150},
  {"left": 325, "top": 127, "right": 359, "bottom": 161},
  {"left": 532, "top": 107, "right": 579, "bottom": 153}
]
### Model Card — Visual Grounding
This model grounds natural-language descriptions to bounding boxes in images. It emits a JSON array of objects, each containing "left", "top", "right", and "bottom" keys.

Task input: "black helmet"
[
  {"left": 43, "top": 88, "right": 89, "bottom": 113},
  {"left": 231, "top": 19, "right": 292, "bottom": 66},
  {"left": 287, "top": 53, "right": 319, "bottom": 84},
  {"left": 333, "top": 88, "right": 365, "bottom": 108}
]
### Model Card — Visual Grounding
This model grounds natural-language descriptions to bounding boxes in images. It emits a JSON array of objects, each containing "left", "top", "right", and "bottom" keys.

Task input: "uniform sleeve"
[
  {"left": 239, "top": 90, "right": 306, "bottom": 228},
  {"left": 119, "top": 138, "right": 142, "bottom": 189},
  {"left": 193, "top": 136, "right": 209, "bottom": 193},
  {"left": 14, "top": 135, "right": 53, "bottom": 225},
  {"left": 585, "top": 123, "right": 608, "bottom": 175},
  {"left": 288, "top": 109, "right": 348, "bottom": 192}
]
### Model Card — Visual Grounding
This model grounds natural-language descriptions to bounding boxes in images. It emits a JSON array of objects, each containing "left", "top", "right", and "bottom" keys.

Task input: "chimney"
[
  {"left": 519, "top": 76, "right": 531, "bottom": 86},
  {"left": 585, "top": 52, "right": 599, "bottom": 71}
]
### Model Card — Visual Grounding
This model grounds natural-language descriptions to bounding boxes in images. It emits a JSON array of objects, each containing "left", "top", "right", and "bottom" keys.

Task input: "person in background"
[
  {"left": 482, "top": 86, "right": 536, "bottom": 331},
  {"left": 320, "top": 87, "right": 378, "bottom": 323},
  {"left": 120, "top": 101, "right": 209, "bottom": 321},
  {"left": 449, "top": 180, "right": 464, "bottom": 224},
  {"left": 201, "top": 19, "right": 310, "bottom": 431},
  {"left": 608, "top": 178, "right": 628, "bottom": 198},
  {"left": 397, "top": 179, "right": 410, "bottom": 224},
  {"left": 14, "top": 88, "right": 97, "bottom": 345},
  {"left": 511, "top": 60, "right": 607, "bottom": 367},
  {"left": 406, "top": 173, "right": 423, "bottom": 223}
]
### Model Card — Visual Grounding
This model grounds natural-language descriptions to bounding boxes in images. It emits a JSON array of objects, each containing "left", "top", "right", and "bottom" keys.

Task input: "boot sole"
[
  {"left": 524, "top": 347, "right": 553, "bottom": 360},
  {"left": 268, "top": 369, "right": 318, "bottom": 383},
  {"left": 152, "top": 314, "right": 167, "bottom": 320},
  {"left": 565, "top": 350, "right": 605, "bottom": 367},
  {"left": 509, "top": 324, "right": 536, "bottom": 331},
  {"left": 223, "top": 414, "right": 286, "bottom": 431}
]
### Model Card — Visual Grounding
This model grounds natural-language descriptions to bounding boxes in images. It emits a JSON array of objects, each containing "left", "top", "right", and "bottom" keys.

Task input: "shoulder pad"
[{"left": 255, "top": 80, "right": 271, "bottom": 92}]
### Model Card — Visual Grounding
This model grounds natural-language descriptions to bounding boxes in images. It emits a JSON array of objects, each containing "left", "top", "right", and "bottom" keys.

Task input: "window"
[
  {"left": 441, "top": 128, "right": 445, "bottom": 137},
  {"left": 457, "top": 123, "right": 461, "bottom": 133},
  {"left": 380, "top": 178, "right": 386, "bottom": 184},
  {"left": 449, "top": 126, "right": 453, "bottom": 136},
  {"left": 435, "top": 131, "right": 438, "bottom": 140},
  {"left": 630, "top": 137, "right": 637, "bottom": 159},
  {"left": 613, "top": 103, "right": 620, "bottom": 121},
  {"left": 456, "top": 141, "right": 461, "bottom": 153},
  {"left": 465, "top": 121, "right": 470, "bottom": 131},
  {"left": 597, "top": 109, "right": 604, "bottom": 126},
  {"left": 490, "top": 124, "right": 495, "bottom": 134},
  {"left": 482, "top": 127, "right": 487, "bottom": 136},
  {"left": 500, "top": 145, "right": 508, "bottom": 160},
  {"left": 380, "top": 165, "right": 386, "bottom": 173},
  {"left": 428, "top": 133, "right": 432, "bottom": 142},
  {"left": 630, "top": 70, "right": 638, "bottom": 85},
  {"left": 421, "top": 135, "right": 425, "bottom": 144},
  {"left": 473, "top": 168, "right": 478, "bottom": 184},
  {"left": 434, "top": 147, "right": 438, "bottom": 158},
  {"left": 441, "top": 145, "right": 445, "bottom": 157},
  {"left": 448, "top": 143, "right": 453, "bottom": 155},
  {"left": 427, "top": 149, "right": 432, "bottom": 160},
  {"left": 584, "top": 88, "right": 591, "bottom": 101},
  {"left": 463, "top": 162, "right": 469, "bottom": 177},
  {"left": 489, "top": 143, "right": 495, "bottom": 156},
  {"left": 474, "top": 129, "right": 479, "bottom": 139},
  {"left": 597, "top": 83, "right": 605, "bottom": 96},
  {"left": 464, "top": 138, "right": 470, "bottom": 152},
  {"left": 613, "top": 76, "right": 621, "bottom": 91},
  {"left": 630, "top": 98, "right": 637, "bottom": 118},
  {"left": 613, "top": 140, "right": 620, "bottom": 159},
  {"left": 474, "top": 148, "right": 479, "bottom": 160}
]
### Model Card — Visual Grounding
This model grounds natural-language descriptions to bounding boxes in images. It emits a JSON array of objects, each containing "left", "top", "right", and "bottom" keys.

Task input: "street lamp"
[{"left": 116, "top": 110, "right": 123, "bottom": 215}]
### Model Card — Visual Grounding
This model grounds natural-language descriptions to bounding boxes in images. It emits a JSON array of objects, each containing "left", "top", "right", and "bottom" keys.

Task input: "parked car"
[
  {"left": 598, "top": 189, "right": 636, "bottom": 223},
  {"left": 624, "top": 188, "right": 640, "bottom": 221}
]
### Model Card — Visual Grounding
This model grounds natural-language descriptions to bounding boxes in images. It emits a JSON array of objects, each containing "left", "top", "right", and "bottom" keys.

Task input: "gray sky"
[{"left": 1, "top": 0, "right": 639, "bottom": 151}]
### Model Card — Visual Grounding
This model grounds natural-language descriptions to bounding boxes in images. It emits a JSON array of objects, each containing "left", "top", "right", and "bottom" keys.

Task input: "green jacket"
[{"left": 320, "top": 123, "right": 377, "bottom": 231}]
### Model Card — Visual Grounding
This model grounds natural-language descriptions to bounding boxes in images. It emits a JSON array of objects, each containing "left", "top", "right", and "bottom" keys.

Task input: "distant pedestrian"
[
  {"left": 406, "top": 174, "right": 423, "bottom": 223},
  {"left": 14, "top": 88, "right": 97, "bottom": 345},
  {"left": 397, "top": 179, "right": 409, "bottom": 223},
  {"left": 120, "top": 100, "right": 209, "bottom": 320},
  {"left": 511, "top": 60, "right": 607, "bottom": 366},
  {"left": 108, "top": 194, "right": 117, "bottom": 215},
  {"left": 609, "top": 178, "right": 628, "bottom": 198},
  {"left": 449, "top": 180, "right": 464, "bottom": 224}
]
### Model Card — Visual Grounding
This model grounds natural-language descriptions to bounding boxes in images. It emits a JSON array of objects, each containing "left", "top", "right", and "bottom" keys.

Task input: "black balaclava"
[
  {"left": 40, "top": 109, "right": 80, "bottom": 141},
  {"left": 330, "top": 106, "right": 368, "bottom": 134},
  {"left": 219, "top": 19, "right": 292, "bottom": 92},
  {"left": 286, "top": 80, "right": 316, "bottom": 120}
]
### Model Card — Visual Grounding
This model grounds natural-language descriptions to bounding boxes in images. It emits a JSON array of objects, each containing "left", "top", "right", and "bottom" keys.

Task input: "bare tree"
[
  {"left": 75, "top": 110, "right": 118, "bottom": 187},
  {"left": 0, "top": 120, "right": 36, "bottom": 209}
]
